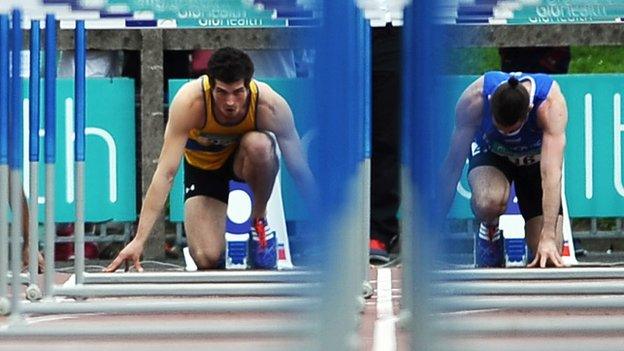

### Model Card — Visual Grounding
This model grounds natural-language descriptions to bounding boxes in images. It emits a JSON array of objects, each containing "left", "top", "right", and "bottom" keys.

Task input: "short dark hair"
[
  {"left": 206, "top": 47, "right": 254, "bottom": 87},
  {"left": 490, "top": 76, "right": 530, "bottom": 127}
]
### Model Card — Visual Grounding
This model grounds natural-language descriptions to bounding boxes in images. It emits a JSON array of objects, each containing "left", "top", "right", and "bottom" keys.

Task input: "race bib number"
[
  {"left": 505, "top": 153, "right": 541, "bottom": 166},
  {"left": 472, "top": 142, "right": 541, "bottom": 166}
]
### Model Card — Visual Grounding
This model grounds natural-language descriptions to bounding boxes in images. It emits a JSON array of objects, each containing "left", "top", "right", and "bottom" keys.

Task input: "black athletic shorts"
[
  {"left": 468, "top": 150, "right": 563, "bottom": 221},
  {"left": 183, "top": 152, "right": 243, "bottom": 203}
]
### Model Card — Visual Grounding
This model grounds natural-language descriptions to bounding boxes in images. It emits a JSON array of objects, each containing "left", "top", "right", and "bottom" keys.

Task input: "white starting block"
[
  {"left": 500, "top": 183, "right": 578, "bottom": 267},
  {"left": 184, "top": 170, "right": 295, "bottom": 271}
]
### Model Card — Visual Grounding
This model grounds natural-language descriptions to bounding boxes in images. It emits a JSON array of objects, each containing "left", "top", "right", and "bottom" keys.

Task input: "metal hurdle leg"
[
  {"left": 401, "top": 2, "right": 444, "bottom": 349},
  {"left": 0, "top": 14, "right": 9, "bottom": 315},
  {"left": 73, "top": 20, "right": 86, "bottom": 285},
  {"left": 360, "top": 14, "right": 374, "bottom": 303},
  {"left": 397, "top": 169, "right": 413, "bottom": 329},
  {"left": 9, "top": 8, "right": 24, "bottom": 318},
  {"left": 43, "top": 13, "right": 57, "bottom": 299},
  {"left": 315, "top": 1, "right": 367, "bottom": 349},
  {"left": 26, "top": 19, "right": 42, "bottom": 302}
]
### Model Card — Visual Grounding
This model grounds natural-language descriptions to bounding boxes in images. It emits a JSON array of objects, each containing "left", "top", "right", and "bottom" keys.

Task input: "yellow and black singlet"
[{"left": 184, "top": 75, "right": 259, "bottom": 170}]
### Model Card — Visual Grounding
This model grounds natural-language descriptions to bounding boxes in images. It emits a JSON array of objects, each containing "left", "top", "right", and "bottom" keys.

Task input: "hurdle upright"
[
  {"left": 0, "top": 14, "right": 9, "bottom": 314},
  {"left": 26, "top": 18, "right": 42, "bottom": 301},
  {"left": 402, "top": 1, "right": 446, "bottom": 349},
  {"left": 73, "top": 19, "right": 86, "bottom": 285},
  {"left": 43, "top": 13, "right": 56, "bottom": 299},
  {"left": 313, "top": 0, "right": 371, "bottom": 349},
  {"left": 9, "top": 8, "right": 24, "bottom": 316}
]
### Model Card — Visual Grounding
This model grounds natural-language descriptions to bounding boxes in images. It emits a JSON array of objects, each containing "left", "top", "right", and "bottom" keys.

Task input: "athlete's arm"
[
  {"left": 438, "top": 76, "right": 484, "bottom": 219},
  {"left": 529, "top": 81, "right": 567, "bottom": 268},
  {"left": 105, "top": 81, "right": 202, "bottom": 272},
  {"left": 255, "top": 82, "right": 317, "bottom": 205}
]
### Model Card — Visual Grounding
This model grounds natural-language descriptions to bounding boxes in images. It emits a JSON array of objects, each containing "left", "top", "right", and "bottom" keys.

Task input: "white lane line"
[{"left": 372, "top": 268, "right": 397, "bottom": 351}]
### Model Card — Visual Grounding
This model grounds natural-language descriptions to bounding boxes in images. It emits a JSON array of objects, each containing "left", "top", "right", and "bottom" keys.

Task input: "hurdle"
[
  {"left": 26, "top": 18, "right": 41, "bottom": 301},
  {"left": 43, "top": 12, "right": 56, "bottom": 299},
  {"left": 0, "top": 12, "right": 319, "bottom": 344},
  {"left": 0, "top": 14, "right": 8, "bottom": 314},
  {"left": 400, "top": 1, "right": 446, "bottom": 349},
  {"left": 9, "top": 8, "right": 24, "bottom": 317},
  {"left": 312, "top": 1, "right": 373, "bottom": 350},
  {"left": 359, "top": 11, "right": 374, "bottom": 302}
]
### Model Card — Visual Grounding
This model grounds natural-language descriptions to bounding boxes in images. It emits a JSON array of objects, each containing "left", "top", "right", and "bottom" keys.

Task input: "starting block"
[
  {"left": 498, "top": 183, "right": 578, "bottom": 267},
  {"left": 225, "top": 181, "right": 253, "bottom": 269},
  {"left": 184, "top": 170, "right": 295, "bottom": 271}
]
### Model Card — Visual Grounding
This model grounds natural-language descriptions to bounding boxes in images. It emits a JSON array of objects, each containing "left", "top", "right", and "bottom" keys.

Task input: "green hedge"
[{"left": 444, "top": 46, "right": 624, "bottom": 74}]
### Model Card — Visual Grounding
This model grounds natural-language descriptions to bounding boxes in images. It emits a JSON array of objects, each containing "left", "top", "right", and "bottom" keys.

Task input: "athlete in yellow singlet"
[{"left": 106, "top": 47, "right": 316, "bottom": 271}]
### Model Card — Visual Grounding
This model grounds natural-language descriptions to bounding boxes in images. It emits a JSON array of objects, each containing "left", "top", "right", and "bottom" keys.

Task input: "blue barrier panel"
[{"left": 167, "top": 78, "right": 315, "bottom": 222}]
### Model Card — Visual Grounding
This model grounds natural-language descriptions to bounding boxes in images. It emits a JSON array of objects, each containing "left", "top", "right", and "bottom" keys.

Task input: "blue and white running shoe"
[{"left": 475, "top": 222, "right": 504, "bottom": 268}]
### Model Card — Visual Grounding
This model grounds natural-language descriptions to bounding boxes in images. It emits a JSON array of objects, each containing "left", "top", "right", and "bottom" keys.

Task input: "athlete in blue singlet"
[{"left": 439, "top": 71, "right": 569, "bottom": 268}]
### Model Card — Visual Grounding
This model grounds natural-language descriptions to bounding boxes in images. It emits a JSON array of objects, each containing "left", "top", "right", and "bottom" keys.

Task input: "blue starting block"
[{"left": 225, "top": 181, "right": 253, "bottom": 269}]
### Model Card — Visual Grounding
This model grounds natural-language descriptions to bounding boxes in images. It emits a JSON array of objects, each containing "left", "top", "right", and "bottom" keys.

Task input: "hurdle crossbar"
[
  {"left": 82, "top": 271, "right": 319, "bottom": 284},
  {"left": 435, "top": 315, "right": 624, "bottom": 335},
  {"left": 18, "top": 297, "right": 319, "bottom": 314},
  {"left": 437, "top": 295, "right": 624, "bottom": 311},
  {"left": 436, "top": 267, "right": 624, "bottom": 281},
  {"left": 53, "top": 282, "right": 320, "bottom": 297},
  {"left": 0, "top": 320, "right": 317, "bottom": 338},
  {"left": 437, "top": 280, "right": 624, "bottom": 295}
]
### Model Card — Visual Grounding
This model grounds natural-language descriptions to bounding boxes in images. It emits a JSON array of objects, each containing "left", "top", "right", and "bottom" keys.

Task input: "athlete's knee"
[
  {"left": 471, "top": 193, "right": 506, "bottom": 221},
  {"left": 240, "top": 132, "right": 276, "bottom": 164},
  {"left": 190, "top": 248, "right": 222, "bottom": 270}
]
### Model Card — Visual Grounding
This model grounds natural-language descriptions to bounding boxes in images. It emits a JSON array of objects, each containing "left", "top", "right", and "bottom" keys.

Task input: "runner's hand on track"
[
  {"left": 104, "top": 240, "right": 144, "bottom": 272},
  {"left": 527, "top": 237, "right": 565, "bottom": 268}
]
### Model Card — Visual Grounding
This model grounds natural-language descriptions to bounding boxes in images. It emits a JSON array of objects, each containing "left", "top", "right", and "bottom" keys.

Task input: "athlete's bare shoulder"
[
  {"left": 252, "top": 79, "right": 295, "bottom": 134},
  {"left": 175, "top": 78, "right": 204, "bottom": 105},
  {"left": 254, "top": 80, "right": 287, "bottom": 117},
  {"left": 169, "top": 78, "right": 206, "bottom": 130},
  {"left": 455, "top": 75, "right": 484, "bottom": 127}
]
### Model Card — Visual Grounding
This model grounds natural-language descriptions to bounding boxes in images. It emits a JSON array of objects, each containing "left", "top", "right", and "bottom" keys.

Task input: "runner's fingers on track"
[
  {"left": 104, "top": 254, "right": 125, "bottom": 272},
  {"left": 552, "top": 251, "right": 565, "bottom": 267},
  {"left": 527, "top": 251, "right": 564, "bottom": 268},
  {"left": 133, "top": 258, "right": 144, "bottom": 272},
  {"left": 104, "top": 251, "right": 143, "bottom": 272}
]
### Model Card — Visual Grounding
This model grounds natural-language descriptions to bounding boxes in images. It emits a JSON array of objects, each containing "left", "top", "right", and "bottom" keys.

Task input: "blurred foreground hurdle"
[{"left": 401, "top": 2, "right": 624, "bottom": 349}]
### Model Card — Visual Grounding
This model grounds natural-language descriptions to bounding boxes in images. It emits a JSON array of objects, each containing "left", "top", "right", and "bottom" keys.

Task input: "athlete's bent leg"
[
  {"left": 233, "top": 131, "right": 279, "bottom": 219},
  {"left": 184, "top": 196, "right": 227, "bottom": 269},
  {"left": 468, "top": 165, "right": 510, "bottom": 223}
]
